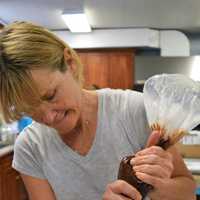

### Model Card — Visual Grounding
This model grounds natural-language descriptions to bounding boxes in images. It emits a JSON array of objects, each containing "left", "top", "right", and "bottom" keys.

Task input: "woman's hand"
[
  {"left": 130, "top": 131, "right": 174, "bottom": 199},
  {"left": 103, "top": 180, "right": 142, "bottom": 200},
  {"left": 131, "top": 145, "right": 174, "bottom": 182}
]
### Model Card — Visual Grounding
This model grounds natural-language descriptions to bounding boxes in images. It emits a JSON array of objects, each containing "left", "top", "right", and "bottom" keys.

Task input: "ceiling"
[{"left": 1, "top": 0, "right": 200, "bottom": 34}]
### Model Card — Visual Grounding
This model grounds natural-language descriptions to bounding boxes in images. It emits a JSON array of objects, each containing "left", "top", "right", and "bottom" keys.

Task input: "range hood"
[{"left": 54, "top": 28, "right": 190, "bottom": 56}]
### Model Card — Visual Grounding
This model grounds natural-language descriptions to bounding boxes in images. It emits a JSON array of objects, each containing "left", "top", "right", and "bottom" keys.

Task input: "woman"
[{"left": 0, "top": 21, "right": 196, "bottom": 200}]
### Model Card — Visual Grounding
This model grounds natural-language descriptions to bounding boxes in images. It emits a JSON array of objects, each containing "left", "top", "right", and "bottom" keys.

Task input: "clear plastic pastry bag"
[{"left": 143, "top": 73, "right": 200, "bottom": 149}]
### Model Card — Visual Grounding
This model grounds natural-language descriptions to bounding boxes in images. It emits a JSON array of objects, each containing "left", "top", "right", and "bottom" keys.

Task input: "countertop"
[{"left": 0, "top": 145, "right": 14, "bottom": 158}]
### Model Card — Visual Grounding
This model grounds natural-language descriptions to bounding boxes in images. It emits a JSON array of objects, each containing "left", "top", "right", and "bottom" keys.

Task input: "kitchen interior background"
[
  {"left": 1, "top": 48, "right": 200, "bottom": 200},
  {"left": 1, "top": 0, "right": 200, "bottom": 197},
  {"left": 1, "top": 51, "right": 200, "bottom": 199}
]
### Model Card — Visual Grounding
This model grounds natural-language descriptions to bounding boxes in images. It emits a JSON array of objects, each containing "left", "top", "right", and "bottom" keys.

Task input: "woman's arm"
[
  {"left": 152, "top": 146, "right": 196, "bottom": 200},
  {"left": 21, "top": 173, "right": 56, "bottom": 200}
]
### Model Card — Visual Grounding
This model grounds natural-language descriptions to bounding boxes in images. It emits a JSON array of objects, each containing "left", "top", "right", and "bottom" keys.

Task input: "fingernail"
[
  {"left": 135, "top": 172, "right": 142, "bottom": 179},
  {"left": 130, "top": 158, "right": 136, "bottom": 165}
]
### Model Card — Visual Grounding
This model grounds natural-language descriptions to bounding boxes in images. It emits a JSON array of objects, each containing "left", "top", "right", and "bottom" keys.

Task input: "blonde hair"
[{"left": 0, "top": 21, "right": 83, "bottom": 122}]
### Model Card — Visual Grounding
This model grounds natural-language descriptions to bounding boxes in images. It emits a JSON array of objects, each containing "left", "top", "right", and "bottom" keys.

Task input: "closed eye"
[
  {"left": 46, "top": 94, "right": 55, "bottom": 101},
  {"left": 42, "top": 89, "right": 56, "bottom": 102}
]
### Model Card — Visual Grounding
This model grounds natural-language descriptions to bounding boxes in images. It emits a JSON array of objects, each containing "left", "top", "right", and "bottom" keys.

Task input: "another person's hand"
[
  {"left": 130, "top": 131, "right": 174, "bottom": 199},
  {"left": 103, "top": 180, "right": 142, "bottom": 200}
]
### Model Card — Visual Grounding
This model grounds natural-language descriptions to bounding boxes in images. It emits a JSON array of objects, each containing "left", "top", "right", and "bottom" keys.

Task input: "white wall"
[{"left": 135, "top": 56, "right": 195, "bottom": 81}]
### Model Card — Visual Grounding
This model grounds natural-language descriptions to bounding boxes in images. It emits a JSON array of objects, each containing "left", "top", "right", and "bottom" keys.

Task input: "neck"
[
  {"left": 62, "top": 89, "right": 98, "bottom": 155},
  {"left": 80, "top": 89, "right": 96, "bottom": 124}
]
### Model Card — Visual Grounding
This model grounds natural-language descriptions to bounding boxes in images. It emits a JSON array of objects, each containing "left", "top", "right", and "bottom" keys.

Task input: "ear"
[
  {"left": 63, "top": 48, "right": 76, "bottom": 73},
  {"left": 63, "top": 48, "right": 72, "bottom": 61}
]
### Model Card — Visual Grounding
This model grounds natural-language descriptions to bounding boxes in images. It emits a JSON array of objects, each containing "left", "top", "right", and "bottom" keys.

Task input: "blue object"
[
  {"left": 18, "top": 116, "right": 32, "bottom": 132},
  {"left": 196, "top": 187, "right": 200, "bottom": 195}
]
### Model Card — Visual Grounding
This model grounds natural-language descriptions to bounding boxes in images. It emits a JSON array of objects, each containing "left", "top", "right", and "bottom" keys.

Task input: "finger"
[
  {"left": 118, "top": 194, "right": 135, "bottom": 200},
  {"left": 133, "top": 164, "right": 171, "bottom": 179},
  {"left": 135, "top": 146, "right": 167, "bottom": 158},
  {"left": 131, "top": 154, "right": 162, "bottom": 166},
  {"left": 135, "top": 172, "right": 163, "bottom": 188},
  {"left": 103, "top": 184, "right": 124, "bottom": 200},
  {"left": 109, "top": 180, "right": 142, "bottom": 200},
  {"left": 130, "top": 154, "right": 173, "bottom": 171},
  {"left": 145, "top": 131, "right": 161, "bottom": 148},
  {"left": 103, "top": 192, "right": 131, "bottom": 200}
]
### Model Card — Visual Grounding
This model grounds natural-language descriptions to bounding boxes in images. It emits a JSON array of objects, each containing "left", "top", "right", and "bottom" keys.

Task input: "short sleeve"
[
  {"left": 125, "top": 90, "right": 151, "bottom": 149},
  {"left": 12, "top": 128, "right": 46, "bottom": 179}
]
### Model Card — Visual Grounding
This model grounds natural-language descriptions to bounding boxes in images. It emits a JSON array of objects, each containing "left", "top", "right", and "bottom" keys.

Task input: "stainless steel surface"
[{"left": 184, "top": 158, "right": 200, "bottom": 175}]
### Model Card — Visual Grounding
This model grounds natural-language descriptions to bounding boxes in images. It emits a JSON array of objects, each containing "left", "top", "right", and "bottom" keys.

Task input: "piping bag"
[{"left": 118, "top": 74, "right": 200, "bottom": 199}]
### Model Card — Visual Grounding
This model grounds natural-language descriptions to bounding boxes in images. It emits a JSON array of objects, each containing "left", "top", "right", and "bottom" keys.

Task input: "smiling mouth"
[
  {"left": 55, "top": 110, "right": 69, "bottom": 124},
  {"left": 64, "top": 110, "right": 69, "bottom": 117}
]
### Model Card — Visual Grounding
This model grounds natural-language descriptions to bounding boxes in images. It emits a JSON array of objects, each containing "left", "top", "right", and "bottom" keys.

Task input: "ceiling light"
[{"left": 62, "top": 11, "right": 91, "bottom": 33}]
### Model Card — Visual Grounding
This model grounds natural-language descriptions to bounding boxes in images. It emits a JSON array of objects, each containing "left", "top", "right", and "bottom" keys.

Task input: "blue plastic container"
[{"left": 18, "top": 116, "right": 32, "bottom": 132}]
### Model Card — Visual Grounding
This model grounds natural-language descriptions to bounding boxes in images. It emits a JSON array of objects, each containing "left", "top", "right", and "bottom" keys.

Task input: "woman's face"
[{"left": 29, "top": 68, "right": 82, "bottom": 135}]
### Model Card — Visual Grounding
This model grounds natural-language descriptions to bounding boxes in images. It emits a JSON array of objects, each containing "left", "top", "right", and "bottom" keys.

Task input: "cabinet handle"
[{"left": 16, "top": 175, "right": 20, "bottom": 180}]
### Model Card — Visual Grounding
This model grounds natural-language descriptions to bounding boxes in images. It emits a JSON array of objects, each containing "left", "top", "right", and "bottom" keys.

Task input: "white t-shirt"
[{"left": 12, "top": 89, "right": 150, "bottom": 200}]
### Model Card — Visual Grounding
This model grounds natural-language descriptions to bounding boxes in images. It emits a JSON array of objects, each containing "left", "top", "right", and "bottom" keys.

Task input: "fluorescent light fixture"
[
  {"left": 190, "top": 57, "right": 200, "bottom": 81},
  {"left": 62, "top": 11, "right": 91, "bottom": 33}
]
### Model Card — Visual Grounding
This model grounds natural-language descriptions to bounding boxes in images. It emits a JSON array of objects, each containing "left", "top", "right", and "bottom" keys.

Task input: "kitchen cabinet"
[
  {"left": 183, "top": 156, "right": 200, "bottom": 198},
  {"left": 77, "top": 49, "right": 134, "bottom": 89},
  {"left": 0, "top": 166, "right": 2, "bottom": 200},
  {"left": 177, "top": 143, "right": 200, "bottom": 158},
  {"left": 0, "top": 152, "right": 28, "bottom": 200}
]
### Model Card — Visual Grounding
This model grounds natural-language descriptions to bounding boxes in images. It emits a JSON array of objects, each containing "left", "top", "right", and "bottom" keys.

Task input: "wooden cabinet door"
[
  {"left": 1, "top": 154, "right": 20, "bottom": 200},
  {"left": 0, "top": 167, "right": 3, "bottom": 200},
  {"left": 77, "top": 49, "right": 134, "bottom": 89},
  {"left": 4, "top": 167, "right": 20, "bottom": 200},
  {"left": 78, "top": 51, "right": 110, "bottom": 88},
  {"left": 108, "top": 51, "right": 134, "bottom": 89},
  {"left": 0, "top": 153, "right": 28, "bottom": 200}
]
